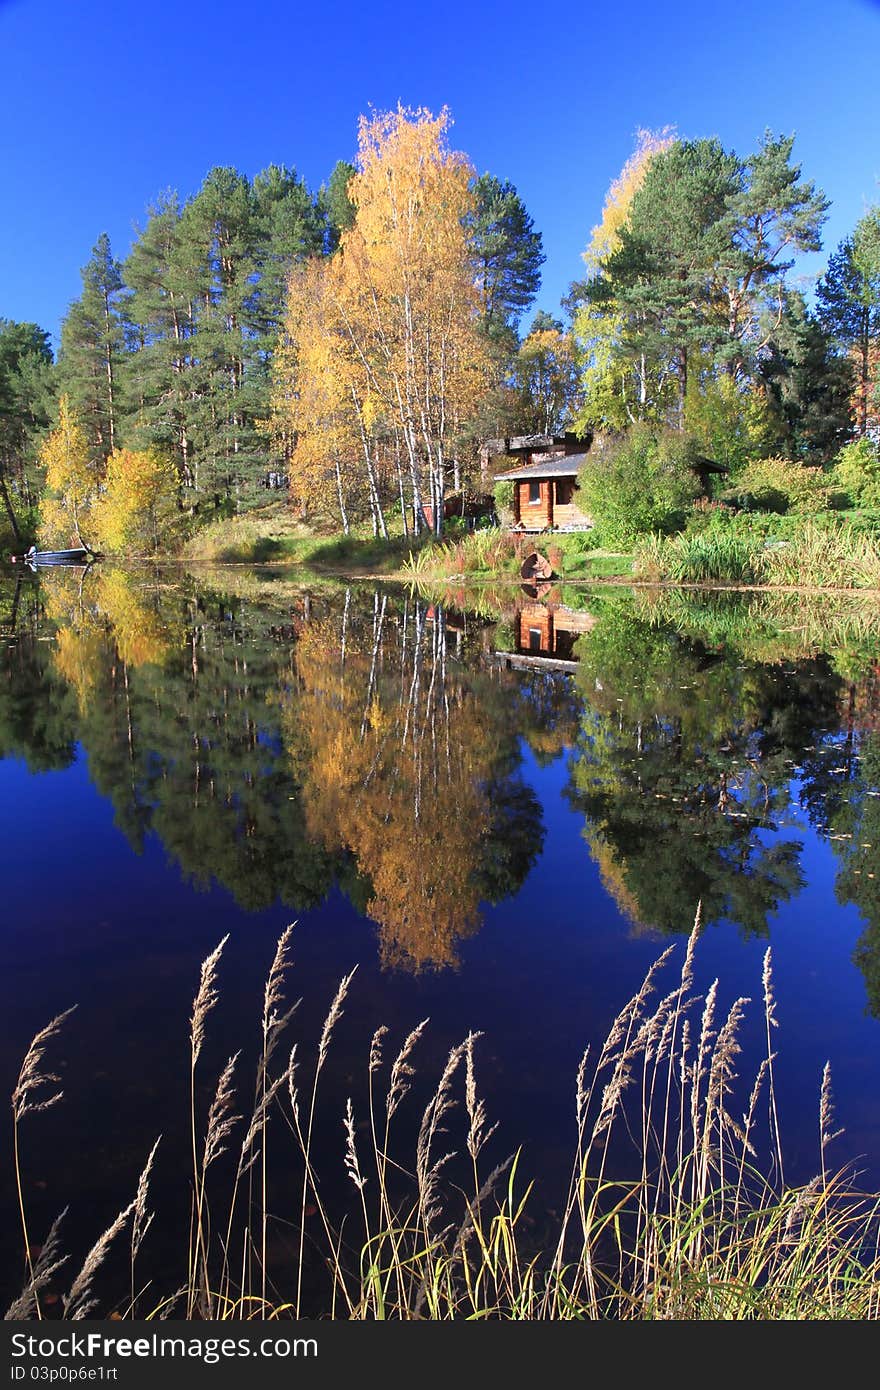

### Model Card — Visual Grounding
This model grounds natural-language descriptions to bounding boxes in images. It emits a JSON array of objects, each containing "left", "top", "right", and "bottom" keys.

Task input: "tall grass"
[
  {"left": 7, "top": 915, "right": 880, "bottom": 1321},
  {"left": 634, "top": 521, "right": 880, "bottom": 590},
  {"left": 635, "top": 532, "right": 761, "bottom": 585},
  {"left": 402, "top": 528, "right": 523, "bottom": 580}
]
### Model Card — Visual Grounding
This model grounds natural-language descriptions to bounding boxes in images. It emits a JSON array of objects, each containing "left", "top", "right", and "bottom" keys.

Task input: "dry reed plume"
[{"left": 6, "top": 913, "right": 880, "bottom": 1322}]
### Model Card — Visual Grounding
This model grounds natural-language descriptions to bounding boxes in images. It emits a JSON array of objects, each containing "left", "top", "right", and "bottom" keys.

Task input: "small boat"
[
  {"left": 12, "top": 546, "right": 95, "bottom": 568},
  {"left": 519, "top": 550, "right": 554, "bottom": 581}
]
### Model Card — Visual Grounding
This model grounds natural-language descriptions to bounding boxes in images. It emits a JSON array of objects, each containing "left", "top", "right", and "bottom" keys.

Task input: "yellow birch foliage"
[
  {"left": 348, "top": 105, "right": 491, "bottom": 455},
  {"left": 274, "top": 259, "right": 367, "bottom": 524},
  {"left": 274, "top": 106, "right": 492, "bottom": 529},
  {"left": 91, "top": 447, "right": 179, "bottom": 554},
  {"left": 513, "top": 325, "right": 580, "bottom": 434},
  {"left": 38, "top": 395, "right": 99, "bottom": 548}
]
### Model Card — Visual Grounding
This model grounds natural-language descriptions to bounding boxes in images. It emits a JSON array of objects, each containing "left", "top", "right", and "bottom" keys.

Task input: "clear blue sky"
[{"left": 2, "top": 0, "right": 879, "bottom": 349}]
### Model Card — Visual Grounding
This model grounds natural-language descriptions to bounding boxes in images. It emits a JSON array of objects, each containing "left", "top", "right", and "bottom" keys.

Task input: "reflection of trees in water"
[
  {"left": 286, "top": 592, "right": 544, "bottom": 970},
  {"left": 799, "top": 683, "right": 880, "bottom": 1018},
  {"left": 564, "top": 601, "right": 851, "bottom": 936},
  {"left": 0, "top": 574, "right": 78, "bottom": 771},
  {"left": 0, "top": 574, "right": 544, "bottom": 965},
  {"left": 6, "top": 568, "right": 880, "bottom": 997},
  {"left": 606, "top": 589, "right": 880, "bottom": 1003},
  {"left": 2, "top": 568, "right": 335, "bottom": 911}
]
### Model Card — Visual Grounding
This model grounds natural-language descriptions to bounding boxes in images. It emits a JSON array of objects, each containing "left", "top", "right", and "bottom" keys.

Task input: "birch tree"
[{"left": 275, "top": 106, "right": 492, "bottom": 536}]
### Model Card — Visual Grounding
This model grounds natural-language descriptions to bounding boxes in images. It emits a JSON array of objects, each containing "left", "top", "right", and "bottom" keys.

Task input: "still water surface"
[{"left": 2, "top": 566, "right": 879, "bottom": 1308}]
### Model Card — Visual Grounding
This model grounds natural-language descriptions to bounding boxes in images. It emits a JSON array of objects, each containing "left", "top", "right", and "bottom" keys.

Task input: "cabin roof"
[
  {"left": 483, "top": 431, "right": 589, "bottom": 456},
  {"left": 493, "top": 454, "right": 589, "bottom": 482}
]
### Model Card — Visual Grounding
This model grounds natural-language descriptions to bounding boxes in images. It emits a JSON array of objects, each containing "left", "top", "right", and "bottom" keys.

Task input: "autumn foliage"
[
  {"left": 38, "top": 396, "right": 178, "bottom": 553},
  {"left": 274, "top": 106, "right": 493, "bottom": 538},
  {"left": 92, "top": 446, "right": 179, "bottom": 554}
]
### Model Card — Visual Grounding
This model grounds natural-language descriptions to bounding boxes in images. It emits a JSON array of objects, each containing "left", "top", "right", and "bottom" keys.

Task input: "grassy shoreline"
[{"left": 172, "top": 504, "right": 880, "bottom": 592}]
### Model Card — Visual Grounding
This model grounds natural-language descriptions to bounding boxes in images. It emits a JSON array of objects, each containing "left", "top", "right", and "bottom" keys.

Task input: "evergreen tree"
[
  {"left": 759, "top": 290, "right": 854, "bottom": 461},
  {"left": 588, "top": 139, "right": 740, "bottom": 424},
  {"left": 122, "top": 192, "right": 201, "bottom": 491},
  {"left": 0, "top": 319, "right": 55, "bottom": 539},
  {"left": 123, "top": 168, "right": 326, "bottom": 514},
  {"left": 180, "top": 166, "right": 263, "bottom": 505},
  {"left": 817, "top": 208, "right": 880, "bottom": 438},
  {"left": 580, "top": 134, "right": 828, "bottom": 427},
  {"left": 59, "top": 234, "right": 125, "bottom": 463},
  {"left": 252, "top": 164, "right": 325, "bottom": 340},
  {"left": 720, "top": 133, "right": 828, "bottom": 375},
  {"left": 466, "top": 172, "right": 544, "bottom": 349},
  {"left": 319, "top": 160, "right": 357, "bottom": 252}
]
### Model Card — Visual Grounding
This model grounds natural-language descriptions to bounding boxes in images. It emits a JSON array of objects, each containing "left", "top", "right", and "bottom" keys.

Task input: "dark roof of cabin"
[
  {"left": 483, "top": 431, "right": 589, "bottom": 456},
  {"left": 493, "top": 453, "right": 589, "bottom": 482}
]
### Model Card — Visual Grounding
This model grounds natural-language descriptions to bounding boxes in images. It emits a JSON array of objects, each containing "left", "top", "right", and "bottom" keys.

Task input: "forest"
[{"left": 0, "top": 105, "right": 878, "bottom": 557}]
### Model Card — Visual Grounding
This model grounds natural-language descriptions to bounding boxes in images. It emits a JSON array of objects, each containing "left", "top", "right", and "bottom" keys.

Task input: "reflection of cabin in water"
[{"left": 493, "top": 598, "right": 597, "bottom": 673}]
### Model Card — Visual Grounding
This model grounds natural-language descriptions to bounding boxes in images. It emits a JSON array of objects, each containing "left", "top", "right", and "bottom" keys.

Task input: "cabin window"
[
  {"left": 528, "top": 627, "right": 543, "bottom": 651},
  {"left": 527, "top": 481, "right": 541, "bottom": 504},
  {"left": 555, "top": 479, "right": 573, "bottom": 505}
]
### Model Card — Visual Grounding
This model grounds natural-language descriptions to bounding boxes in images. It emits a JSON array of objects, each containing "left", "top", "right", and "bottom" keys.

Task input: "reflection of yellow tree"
[
  {"left": 53, "top": 625, "right": 106, "bottom": 714},
  {"left": 286, "top": 598, "right": 499, "bottom": 970},
  {"left": 45, "top": 568, "right": 179, "bottom": 713},
  {"left": 91, "top": 570, "right": 177, "bottom": 668},
  {"left": 587, "top": 834, "right": 647, "bottom": 933}
]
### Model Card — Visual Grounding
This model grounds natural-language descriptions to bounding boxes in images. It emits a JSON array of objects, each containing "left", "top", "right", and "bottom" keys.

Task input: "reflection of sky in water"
[{"left": 1, "top": 587, "right": 880, "bottom": 1309}]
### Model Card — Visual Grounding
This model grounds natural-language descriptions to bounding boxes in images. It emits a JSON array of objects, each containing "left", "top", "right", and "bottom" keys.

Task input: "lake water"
[{"left": 2, "top": 565, "right": 880, "bottom": 1313}]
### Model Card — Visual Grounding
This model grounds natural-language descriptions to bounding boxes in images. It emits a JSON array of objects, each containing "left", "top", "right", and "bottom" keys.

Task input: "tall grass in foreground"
[{"left": 7, "top": 914, "right": 880, "bottom": 1321}]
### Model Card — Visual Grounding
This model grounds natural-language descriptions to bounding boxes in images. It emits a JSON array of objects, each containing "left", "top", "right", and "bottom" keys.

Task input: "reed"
[
  {"left": 7, "top": 917, "right": 880, "bottom": 1321},
  {"left": 634, "top": 520, "right": 880, "bottom": 591}
]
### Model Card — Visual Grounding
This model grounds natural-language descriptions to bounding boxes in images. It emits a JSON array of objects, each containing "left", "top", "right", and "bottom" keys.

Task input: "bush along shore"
[{"left": 8, "top": 914, "right": 880, "bottom": 1321}]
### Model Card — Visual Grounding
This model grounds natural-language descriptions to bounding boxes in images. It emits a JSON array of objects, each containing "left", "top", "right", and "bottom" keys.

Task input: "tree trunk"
[
  {"left": 676, "top": 345, "right": 688, "bottom": 428},
  {"left": 0, "top": 469, "right": 22, "bottom": 542},
  {"left": 334, "top": 456, "right": 349, "bottom": 534}
]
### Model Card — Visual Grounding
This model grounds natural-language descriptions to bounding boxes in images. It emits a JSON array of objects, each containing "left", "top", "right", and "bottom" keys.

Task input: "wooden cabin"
[{"left": 494, "top": 454, "right": 593, "bottom": 532}]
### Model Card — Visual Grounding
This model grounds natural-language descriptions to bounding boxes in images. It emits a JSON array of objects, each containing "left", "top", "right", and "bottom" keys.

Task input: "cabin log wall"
[{"left": 515, "top": 480, "right": 553, "bottom": 528}]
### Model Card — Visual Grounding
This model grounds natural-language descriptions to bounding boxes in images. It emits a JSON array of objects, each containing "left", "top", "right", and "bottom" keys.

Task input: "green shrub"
[
  {"left": 683, "top": 374, "right": 778, "bottom": 474},
  {"left": 562, "top": 526, "right": 603, "bottom": 553},
  {"left": 726, "top": 457, "right": 834, "bottom": 514},
  {"left": 833, "top": 438, "right": 880, "bottom": 509},
  {"left": 577, "top": 424, "right": 703, "bottom": 546},
  {"left": 687, "top": 507, "right": 801, "bottom": 543},
  {"left": 492, "top": 479, "right": 515, "bottom": 526}
]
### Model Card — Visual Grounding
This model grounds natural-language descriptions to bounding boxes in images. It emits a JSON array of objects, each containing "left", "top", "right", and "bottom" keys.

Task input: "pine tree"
[
  {"left": 817, "top": 208, "right": 880, "bottom": 437},
  {"left": 58, "top": 234, "right": 125, "bottom": 464},
  {"left": 466, "top": 172, "right": 544, "bottom": 349},
  {"left": 122, "top": 193, "right": 201, "bottom": 491},
  {"left": 318, "top": 160, "right": 357, "bottom": 252},
  {"left": 759, "top": 291, "right": 854, "bottom": 461},
  {"left": 0, "top": 320, "right": 55, "bottom": 539}
]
